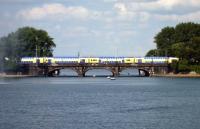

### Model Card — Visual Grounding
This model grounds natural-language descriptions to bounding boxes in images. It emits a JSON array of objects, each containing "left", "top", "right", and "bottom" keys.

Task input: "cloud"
[
  {"left": 154, "top": 11, "right": 200, "bottom": 22},
  {"left": 63, "top": 27, "right": 93, "bottom": 37},
  {"left": 115, "top": 0, "right": 200, "bottom": 12},
  {"left": 61, "top": 25, "right": 136, "bottom": 40},
  {"left": 17, "top": 3, "right": 91, "bottom": 20},
  {"left": 114, "top": 3, "right": 128, "bottom": 15},
  {"left": 113, "top": 0, "right": 200, "bottom": 22}
]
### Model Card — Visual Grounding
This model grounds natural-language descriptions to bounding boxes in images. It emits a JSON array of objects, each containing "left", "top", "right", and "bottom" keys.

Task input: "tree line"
[
  {"left": 146, "top": 22, "right": 200, "bottom": 73},
  {"left": 0, "top": 27, "right": 56, "bottom": 73}
]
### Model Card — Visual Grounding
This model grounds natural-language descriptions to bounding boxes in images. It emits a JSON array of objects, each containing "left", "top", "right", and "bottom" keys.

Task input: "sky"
[{"left": 0, "top": 0, "right": 200, "bottom": 57}]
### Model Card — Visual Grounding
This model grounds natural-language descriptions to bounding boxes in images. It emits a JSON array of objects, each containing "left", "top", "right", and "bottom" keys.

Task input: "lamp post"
[{"left": 43, "top": 42, "right": 48, "bottom": 76}]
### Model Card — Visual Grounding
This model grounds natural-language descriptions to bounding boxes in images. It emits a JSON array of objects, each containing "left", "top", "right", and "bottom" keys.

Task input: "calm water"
[{"left": 0, "top": 77, "right": 200, "bottom": 129}]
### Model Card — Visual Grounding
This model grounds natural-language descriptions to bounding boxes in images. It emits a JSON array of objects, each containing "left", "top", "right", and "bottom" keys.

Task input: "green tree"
[
  {"left": 0, "top": 27, "right": 56, "bottom": 72},
  {"left": 175, "top": 22, "right": 200, "bottom": 43},
  {"left": 146, "top": 49, "right": 159, "bottom": 56},
  {"left": 16, "top": 27, "right": 56, "bottom": 57},
  {"left": 154, "top": 27, "right": 175, "bottom": 49},
  {"left": 190, "top": 37, "right": 200, "bottom": 64},
  {"left": 147, "top": 22, "right": 200, "bottom": 73},
  {"left": 171, "top": 42, "right": 185, "bottom": 59}
]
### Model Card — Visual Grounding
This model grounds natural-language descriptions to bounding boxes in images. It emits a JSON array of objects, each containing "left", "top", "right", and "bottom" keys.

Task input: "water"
[{"left": 0, "top": 77, "right": 200, "bottom": 129}]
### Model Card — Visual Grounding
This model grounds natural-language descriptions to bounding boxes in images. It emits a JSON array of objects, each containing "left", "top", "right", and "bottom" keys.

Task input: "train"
[{"left": 21, "top": 57, "right": 179, "bottom": 65}]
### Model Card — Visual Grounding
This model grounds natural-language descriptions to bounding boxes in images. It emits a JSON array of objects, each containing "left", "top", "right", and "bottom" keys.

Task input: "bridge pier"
[
  {"left": 150, "top": 67, "right": 155, "bottom": 75},
  {"left": 138, "top": 69, "right": 141, "bottom": 76},
  {"left": 75, "top": 67, "right": 87, "bottom": 77},
  {"left": 78, "top": 72, "right": 86, "bottom": 77},
  {"left": 28, "top": 65, "right": 48, "bottom": 76},
  {"left": 111, "top": 67, "right": 120, "bottom": 77}
]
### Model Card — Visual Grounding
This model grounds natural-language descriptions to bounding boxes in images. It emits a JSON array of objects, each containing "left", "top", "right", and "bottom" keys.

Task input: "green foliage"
[
  {"left": 146, "top": 49, "right": 158, "bottom": 56},
  {"left": 171, "top": 42, "right": 185, "bottom": 59},
  {"left": 190, "top": 65, "right": 200, "bottom": 74},
  {"left": 154, "top": 27, "right": 175, "bottom": 50},
  {"left": 178, "top": 59, "right": 190, "bottom": 73},
  {"left": 175, "top": 22, "right": 200, "bottom": 42},
  {"left": 170, "top": 60, "right": 179, "bottom": 73},
  {"left": 16, "top": 27, "right": 56, "bottom": 57},
  {"left": 0, "top": 27, "right": 56, "bottom": 72},
  {"left": 147, "top": 22, "right": 200, "bottom": 73}
]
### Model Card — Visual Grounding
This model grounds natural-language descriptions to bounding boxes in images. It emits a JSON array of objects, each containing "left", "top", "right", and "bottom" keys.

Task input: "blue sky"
[{"left": 0, "top": 0, "right": 200, "bottom": 57}]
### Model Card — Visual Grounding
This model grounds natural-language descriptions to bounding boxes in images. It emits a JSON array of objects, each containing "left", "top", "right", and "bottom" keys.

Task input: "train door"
[
  {"left": 48, "top": 59, "right": 51, "bottom": 64},
  {"left": 138, "top": 59, "right": 142, "bottom": 64},
  {"left": 36, "top": 59, "right": 40, "bottom": 64},
  {"left": 80, "top": 59, "right": 85, "bottom": 64}
]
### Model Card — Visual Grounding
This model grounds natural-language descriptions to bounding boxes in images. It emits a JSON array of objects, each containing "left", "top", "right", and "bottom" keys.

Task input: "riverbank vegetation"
[
  {"left": 0, "top": 27, "right": 55, "bottom": 73},
  {"left": 146, "top": 22, "right": 200, "bottom": 73}
]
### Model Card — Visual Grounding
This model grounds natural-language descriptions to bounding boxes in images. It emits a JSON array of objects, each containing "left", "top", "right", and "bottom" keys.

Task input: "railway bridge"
[{"left": 27, "top": 63, "right": 169, "bottom": 77}]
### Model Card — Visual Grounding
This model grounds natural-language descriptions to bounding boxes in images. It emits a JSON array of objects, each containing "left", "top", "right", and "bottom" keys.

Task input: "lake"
[{"left": 0, "top": 77, "right": 200, "bottom": 129}]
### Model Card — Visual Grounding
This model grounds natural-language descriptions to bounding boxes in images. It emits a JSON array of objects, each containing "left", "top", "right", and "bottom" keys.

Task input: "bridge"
[{"left": 25, "top": 63, "right": 170, "bottom": 77}]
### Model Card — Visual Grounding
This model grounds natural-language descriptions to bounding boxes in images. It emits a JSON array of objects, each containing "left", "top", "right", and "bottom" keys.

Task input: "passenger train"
[{"left": 21, "top": 57, "right": 179, "bottom": 64}]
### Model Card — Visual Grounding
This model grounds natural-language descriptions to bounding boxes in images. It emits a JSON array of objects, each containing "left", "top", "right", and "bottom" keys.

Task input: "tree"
[
  {"left": 171, "top": 42, "right": 185, "bottom": 59},
  {"left": 154, "top": 27, "right": 175, "bottom": 50},
  {"left": 189, "top": 36, "right": 200, "bottom": 64},
  {"left": 16, "top": 27, "right": 56, "bottom": 57},
  {"left": 147, "top": 22, "right": 200, "bottom": 73},
  {"left": 0, "top": 26, "right": 56, "bottom": 72},
  {"left": 146, "top": 49, "right": 159, "bottom": 56},
  {"left": 175, "top": 22, "right": 200, "bottom": 43}
]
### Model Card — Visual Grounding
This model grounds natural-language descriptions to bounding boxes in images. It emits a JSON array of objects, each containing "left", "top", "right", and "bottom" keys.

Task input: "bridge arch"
[
  {"left": 59, "top": 68, "right": 79, "bottom": 76},
  {"left": 138, "top": 68, "right": 150, "bottom": 77},
  {"left": 119, "top": 68, "right": 140, "bottom": 76},
  {"left": 47, "top": 67, "right": 151, "bottom": 77},
  {"left": 84, "top": 67, "right": 113, "bottom": 77},
  {"left": 119, "top": 67, "right": 150, "bottom": 77},
  {"left": 48, "top": 68, "right": 61, "bottom": 76},
  {"left": 48, "top": 67, "right": 79, "bottom": 76}
]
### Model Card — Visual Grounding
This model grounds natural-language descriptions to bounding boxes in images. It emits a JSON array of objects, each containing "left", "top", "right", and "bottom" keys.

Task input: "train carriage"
[
  {"left": 21, "top": 56, "right": 179, "bottom": 65},
  {"left": 107, "top": 57, "right": 118, "bottom": 64},
  {"left": 124, "top": 58, "right": 135, "bottom": 64},
  {"left": 168, "top": 57, "right": 179, "bottom": 63},
  {"left": 54, "top": 57, "right": 79, "bottom": 64},
  {"left": 135, "top": 57, "right": 145, "bottom": 64},
  {"left": 21, "top": 57, "right": 34, "bottom": 64},
  {"left": 88, "top": 58, "right": 99, "bottom": 64}
]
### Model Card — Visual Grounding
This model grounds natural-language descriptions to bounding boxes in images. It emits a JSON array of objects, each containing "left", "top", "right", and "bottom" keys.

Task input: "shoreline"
[
  {"left": 0, "top": 75, "right": 34, "bottom": 78},
  {"left": 152, "top": 73, "right": 200, "bottom": 78},
  {"left": 0, "top": 73, "right": 34, "bottom": 78},
  {"left": 1, "top": 73, "right": 200, "bottom": 78}
]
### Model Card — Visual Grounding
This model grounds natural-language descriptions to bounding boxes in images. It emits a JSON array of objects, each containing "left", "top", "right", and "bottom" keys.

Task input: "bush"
[{"left": 190, "top": 65, "right": 200, "bottom": 74}]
